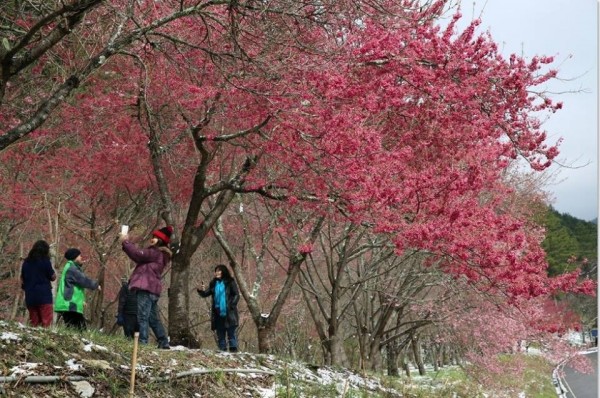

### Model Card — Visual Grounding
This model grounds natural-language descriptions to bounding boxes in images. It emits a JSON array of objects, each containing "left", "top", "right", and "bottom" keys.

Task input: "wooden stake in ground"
[{"left": 129, "top": 332, "right": 140, "bottom": 398}]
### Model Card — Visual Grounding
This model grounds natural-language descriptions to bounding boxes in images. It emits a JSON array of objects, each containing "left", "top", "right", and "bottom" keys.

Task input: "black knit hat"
[{"left": 64, "top": 248, "right": 81, "bottom": 261}]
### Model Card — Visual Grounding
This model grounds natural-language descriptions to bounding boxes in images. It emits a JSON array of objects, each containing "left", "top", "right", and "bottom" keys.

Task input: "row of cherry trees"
[
  {"left": 209, "top": 202, "right": 591, "bottom": 381},
  {"left": 0, "top": 0, "right": 595, "bottom": 385}
]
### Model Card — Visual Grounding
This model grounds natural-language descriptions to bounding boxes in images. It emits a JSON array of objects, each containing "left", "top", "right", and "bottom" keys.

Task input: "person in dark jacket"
[
  {"left": 55, "top": 248, "right": 101, "bottom": 330},
  {"left": 121, "top": 226, "right": 173, "bottom": 349},
  {"left": 116, "top": 278, "right": 138, "bottom": 338},
  {"left": 20, "top": 240, "right": 57, "bottom": 327},
  {"left": 197, "top": 264, "right": 240, "bottom": 352}
]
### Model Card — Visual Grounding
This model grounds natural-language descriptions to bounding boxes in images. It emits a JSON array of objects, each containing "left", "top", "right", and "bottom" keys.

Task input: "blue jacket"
[{"left": 21, "top": 258, "right": 56, "bottom": 307}]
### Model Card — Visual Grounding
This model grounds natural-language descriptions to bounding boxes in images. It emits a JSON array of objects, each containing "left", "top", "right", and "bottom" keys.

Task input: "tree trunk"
[
  {"left": 257, "top": 323, "right": 275, "bottom": 353},
  {"left": 253, "top": 254, "right": 308, "bottom": 354},
  {"left": 168, "top": 255, "right": 200, "bottom": 347},
  {"left": 10, "top": 289, "right": 21, "bottom": 321},
  {"left": 299, "top": 284, "right": 331, "bottom": 365},
  {"left": 358, "top": 335, "right": 366, "bottom": 372},
  {"left": 386, "top": 343, "right": 400, "bottom": 377},
  {"left": 327, "top": 280, "right": 350, "bottom": 367},
  {"left": 329, "top": 334, "right": 349, "bottom": 367},
  {"left": 367, "top": 335, "right": 383, "bottom": 371},
  {"left": 411, "top": 335, "right": 425, "bottom": 376},
  {"left": 440, "top": 344, "right": 450, "bottom": 366},
  {"left": 432, "top": 343, "right": 440, "bottom": 371},
  {"left": 401, "top": 351, "right": 411, "bottom": 378},
  {"left": 89, "top": 266, "right": 105, "bottom": 328},
  {"left": 352, "top": 301, "right": 368, "bottom": 372},
  {"left": 299, "top": 268, "right": 349, "bottom": 367},
  {"left": 451, "top": 348, "right": 461, "bottom": 366},
  {"left": 12, "top": 242, "right": 23, "bottom": 321}
]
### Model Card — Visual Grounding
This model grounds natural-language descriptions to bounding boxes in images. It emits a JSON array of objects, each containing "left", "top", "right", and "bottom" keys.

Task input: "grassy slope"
[{"left": 0, "top": 320, "right": 555, "bottom": 397}]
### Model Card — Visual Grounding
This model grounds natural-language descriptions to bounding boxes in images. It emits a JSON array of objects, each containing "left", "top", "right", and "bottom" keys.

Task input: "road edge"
[{"left": 553, "top": 347, "right": 598, "bottom": 398}]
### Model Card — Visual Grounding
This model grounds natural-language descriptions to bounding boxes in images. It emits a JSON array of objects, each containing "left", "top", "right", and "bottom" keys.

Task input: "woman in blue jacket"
[{"left": 20, "top": 240, "right": 56, "bottom": 327}]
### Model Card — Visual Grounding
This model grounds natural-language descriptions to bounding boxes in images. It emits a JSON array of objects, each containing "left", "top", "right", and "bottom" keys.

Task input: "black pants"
[
  {"left": 61, "top": 311, "right": 86, "bottom": 330},
  {"left": 123, "top": 313, "right": 138, "bottom": 338},
  {"left": 214, "top": 315, "right": 237, "bottom": 351}
]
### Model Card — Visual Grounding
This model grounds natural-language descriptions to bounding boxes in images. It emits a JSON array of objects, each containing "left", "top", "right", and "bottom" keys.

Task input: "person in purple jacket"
[
  {"left": 121, "top": 225, "right": 173, "bottom": 349},
  {"left": 20, "top": 240, "right": 56, "bottom": 327}
]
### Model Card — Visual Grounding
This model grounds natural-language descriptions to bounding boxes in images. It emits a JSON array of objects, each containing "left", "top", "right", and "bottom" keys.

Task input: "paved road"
[{"left": 562, "top": 350, "right": 597, "bottom": 398}]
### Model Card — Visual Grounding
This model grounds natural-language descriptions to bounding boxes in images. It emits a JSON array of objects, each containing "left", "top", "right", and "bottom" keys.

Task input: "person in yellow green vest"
[{"left": 55, "top": 248, "right": 101, "bottom": 330}]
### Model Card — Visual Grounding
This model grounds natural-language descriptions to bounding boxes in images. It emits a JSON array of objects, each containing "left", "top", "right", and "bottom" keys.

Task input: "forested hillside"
[
  {"left": 541, "top": 208, "right": 597, "bottom": 277},
  {"left": 541, "top": 207, "right": 598, "bottom": 334}
]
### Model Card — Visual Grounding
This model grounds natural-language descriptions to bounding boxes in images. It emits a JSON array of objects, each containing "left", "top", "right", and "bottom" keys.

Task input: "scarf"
[{"left": 214, "top": 280, "right": 227, "bottom": 317}]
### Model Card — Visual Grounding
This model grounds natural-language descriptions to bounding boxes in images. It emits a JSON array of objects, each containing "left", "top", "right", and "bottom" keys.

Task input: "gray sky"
[{"left": 457, "top": 0, "right": 598, "bottom": 221}]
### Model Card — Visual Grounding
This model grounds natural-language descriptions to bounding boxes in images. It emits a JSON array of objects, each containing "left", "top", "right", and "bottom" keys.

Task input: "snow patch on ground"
[
  {"left": 81, "top": 338, "right": 108, "bottom": 352},
  {"left": 9, "top": 362, "right": 40, "bottom": 376},
  {"left": 0, "top": 332, "right": 21, "bottom": 342},
  {"left": 65, "top": 359, "right": 83, "bottom": 371}
]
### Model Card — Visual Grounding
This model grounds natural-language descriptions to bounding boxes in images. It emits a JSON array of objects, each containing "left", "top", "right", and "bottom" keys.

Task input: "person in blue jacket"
[{"left": 20, "top": 240, "right": 56, "bottom": 327}]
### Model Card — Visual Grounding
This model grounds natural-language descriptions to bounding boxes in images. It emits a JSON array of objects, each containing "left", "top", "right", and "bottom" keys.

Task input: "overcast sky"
[{"left": 455, "top": 0, "right": 598, "bottom": 221}]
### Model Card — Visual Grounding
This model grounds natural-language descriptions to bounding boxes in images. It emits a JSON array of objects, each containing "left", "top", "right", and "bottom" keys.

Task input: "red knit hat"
[{"left": 152, "top": 226, "right": 174, "bottom": 244}]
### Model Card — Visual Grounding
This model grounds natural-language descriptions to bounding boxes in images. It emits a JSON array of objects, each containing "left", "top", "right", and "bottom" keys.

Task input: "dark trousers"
[
  {"left": 123, "top": 314, "right": 138, "bottom": 338},
  {"left": 61, "top": 311, "right": 86, "bottom": 330},
  {"left": 136, "top": 290, "right": 169, "bottom": 347},
  {"left": 214, "top": 315, "right": 237, "bottom": 351}
]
